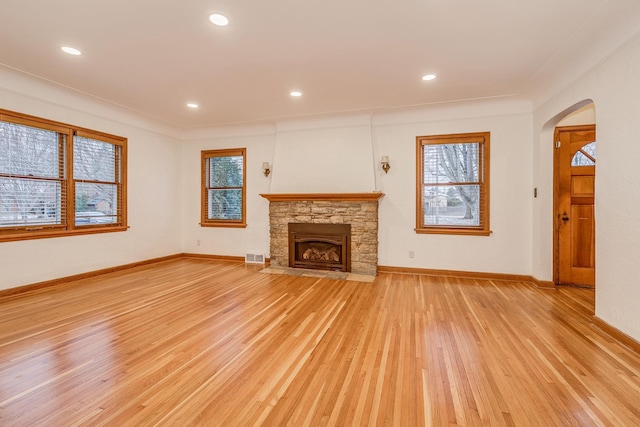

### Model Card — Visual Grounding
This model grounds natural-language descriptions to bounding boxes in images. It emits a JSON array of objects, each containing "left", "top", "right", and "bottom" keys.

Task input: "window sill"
[
  {"left": 415, "top": 227, "right": 492, "bottom": 236},
  {"left": 0, "top": 226, "right": 129, "bottom": 243},
  {"left": 200, "top": 222, "right": 247, "bottom": 228}
]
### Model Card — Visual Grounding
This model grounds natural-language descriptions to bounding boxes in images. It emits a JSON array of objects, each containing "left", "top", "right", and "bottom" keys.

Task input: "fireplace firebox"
[{"left": 288, "top": 223, "right": 351, "bottom": 272}]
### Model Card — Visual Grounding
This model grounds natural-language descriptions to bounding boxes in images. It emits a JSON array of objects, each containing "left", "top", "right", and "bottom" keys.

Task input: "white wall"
[
  {"left": 558, "top": 103, "right": 596, "bottom": 126},
  {"left": 532, "top": 32, "right": 640, "bottom": 341},
  {"left": 180, "top": 130, "right": 276, "bottom": 258},
  {"left": 180, "top": 115, "right": 379, "bottom": 258},
  {"left": 0, "top": 69, "right": 182, "bottom": 290},
  {"left": 270, "top": 115, "right": 377, "bottom": 193},
  {"left": 181, "top": 98, "right": 534, "bottom": 276},
  {"left": 373, "top": 100, "right": 533, "bottom": 274}
]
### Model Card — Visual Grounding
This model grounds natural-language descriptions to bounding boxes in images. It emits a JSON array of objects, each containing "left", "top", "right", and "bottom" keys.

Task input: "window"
[
  {"left": 571, "top": 141, "right": 596, "bottom": 166},
  {"left": 201, "top": 148, "right": 246, "bottom": 228},
  {"left": 416, "top": 132, "right": 490, "bottom": 235},
  {"left": 73, "top": 132, "right": 125, "bottom": 226},
  {"left": 0, "top": 109, "right": 127, "bottom": 242}
]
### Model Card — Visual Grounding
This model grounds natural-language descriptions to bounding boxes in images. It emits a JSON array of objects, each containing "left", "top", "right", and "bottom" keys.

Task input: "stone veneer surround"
[{"left": 261, "top": 193, "right": 384, "bottom": 276}]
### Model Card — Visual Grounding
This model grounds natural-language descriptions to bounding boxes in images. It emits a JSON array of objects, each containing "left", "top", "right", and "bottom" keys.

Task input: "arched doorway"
[{"left": 553, "top": 102, "right": 596, "bottom": 287}]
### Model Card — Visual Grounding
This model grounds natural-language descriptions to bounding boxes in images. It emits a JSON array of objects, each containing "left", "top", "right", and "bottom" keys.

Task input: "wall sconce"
[
  {"left": 262, "top": 162, "right": 271, "bottom": 177},
  {"left": 381, "top": 155, "right": 390, "bottom": 174}
]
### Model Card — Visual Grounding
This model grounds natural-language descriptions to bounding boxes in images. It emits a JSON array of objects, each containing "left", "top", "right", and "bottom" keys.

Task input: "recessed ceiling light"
[
  {"left": 187, "top": 103, "right": 199, "bottom": 109},
  {"left": 422, "top": 74, "right": 437, "bottom": 81},
  {"left": 61, "top": 46, "right": 82, "bottom": 56},
  {"left": 209, "top": 14, "right": 229, "bottom": 26},
  {"left": 290, "top": 91, "right": 302, "bottom": 97}
]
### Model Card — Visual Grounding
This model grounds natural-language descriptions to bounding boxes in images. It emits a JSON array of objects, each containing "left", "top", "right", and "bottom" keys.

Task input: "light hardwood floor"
[{"left": 1, "top": 258, "right": 639, "bottom": 426}]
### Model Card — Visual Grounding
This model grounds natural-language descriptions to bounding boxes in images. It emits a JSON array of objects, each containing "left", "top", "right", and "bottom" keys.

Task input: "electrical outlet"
[
  {"left": 409, "top": 250, "right": 415, "bottom": 259},
  {"left": 196, "top": 239, "right": 201, "bottom": 246}
]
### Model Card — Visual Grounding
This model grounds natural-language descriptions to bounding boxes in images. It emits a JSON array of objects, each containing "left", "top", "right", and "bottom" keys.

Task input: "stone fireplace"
[{"left": 261, "top": 193, "right": 383, "bottom": 276}]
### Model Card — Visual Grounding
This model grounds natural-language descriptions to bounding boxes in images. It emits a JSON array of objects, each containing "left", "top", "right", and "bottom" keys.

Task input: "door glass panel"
[{"left": 571, "top": 141, "right": 596, "bottom": 166}]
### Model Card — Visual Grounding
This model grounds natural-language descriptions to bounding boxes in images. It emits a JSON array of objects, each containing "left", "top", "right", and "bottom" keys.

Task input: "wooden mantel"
[{"left": 260, "top": 192, "right": 384, "bottom": 202}]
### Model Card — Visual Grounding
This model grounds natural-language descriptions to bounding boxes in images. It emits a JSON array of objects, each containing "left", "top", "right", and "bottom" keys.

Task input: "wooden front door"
[{"left": 554, "top": 125, "right": 596, "bottom": 287}]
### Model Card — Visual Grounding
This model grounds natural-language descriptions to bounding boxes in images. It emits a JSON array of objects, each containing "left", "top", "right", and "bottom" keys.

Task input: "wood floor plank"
[{"left": 1, "top": 258, "right": 640, "bottom": 426}]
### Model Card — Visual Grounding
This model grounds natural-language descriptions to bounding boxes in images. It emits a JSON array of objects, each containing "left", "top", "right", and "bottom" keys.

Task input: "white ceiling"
[{"left": 1, "top": 0, "right": 640, "bottom": 129}]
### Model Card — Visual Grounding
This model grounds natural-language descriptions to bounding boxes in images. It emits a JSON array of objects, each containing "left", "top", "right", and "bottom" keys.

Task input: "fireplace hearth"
[{"left": 289, "top": 223, "right": 351, "bottom": 272}]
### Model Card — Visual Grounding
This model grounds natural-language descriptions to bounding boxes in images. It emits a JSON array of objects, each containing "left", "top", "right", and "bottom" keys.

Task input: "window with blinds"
[
  {"left": 416, "top": 132, "right": 490, "bottom": 236},
  {"left": 201, "top": 148, "right": 246, "bottom": 228},
  {"left": 74, "top": 134, "right": 123, "bottom": 226},
  {"left": 0, "top": 108, "right": 127, "bottom": 241}
]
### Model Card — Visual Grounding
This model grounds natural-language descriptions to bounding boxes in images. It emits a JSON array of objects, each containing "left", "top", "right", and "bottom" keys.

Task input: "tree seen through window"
[{"left": 416, "top": 132, "right": 490, "bottom": 235}]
